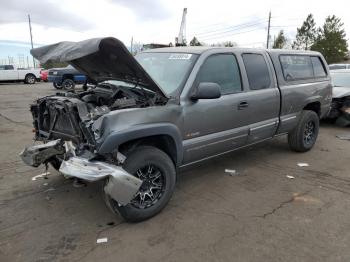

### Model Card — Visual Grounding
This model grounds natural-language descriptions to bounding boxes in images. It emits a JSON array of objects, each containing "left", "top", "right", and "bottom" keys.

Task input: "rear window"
[
  {"left": 280, "top": 55, "right": 327, "bottom": 81},
  {"left": 311, "top": 56, "right": 327, "bottom": 77},
  {"left": 242, "top": 53, "right": 271, "bottom": 90}
]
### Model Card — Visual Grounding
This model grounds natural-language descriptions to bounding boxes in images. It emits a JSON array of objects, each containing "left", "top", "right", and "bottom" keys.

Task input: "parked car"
[
  {"left": 40, "top": 69, "right": 48, "bottom": 82},
  {"left": 48, "top": 65, "right": 87, "bottom": 90},
  {"left": 329, "top": 64, "right": 350, "bottom": 70},
  {"left": 0, "top": 64, "right": 41, "bottom": 84},
  {"left": 21, "top": 37, "right": 332, "bottom": 222},
  {"left": 328, "top": 69, "right": 350, "bottom": 126}
]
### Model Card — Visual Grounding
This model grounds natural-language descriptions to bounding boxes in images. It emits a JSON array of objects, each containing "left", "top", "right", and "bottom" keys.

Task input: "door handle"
[{"left": 238, "top": 101, "right": 249, "bottom": 110}]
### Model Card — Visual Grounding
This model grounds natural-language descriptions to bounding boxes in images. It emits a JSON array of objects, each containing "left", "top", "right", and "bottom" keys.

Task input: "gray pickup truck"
[{"left": 20, "top": 37, "right": 332, "bottom": 222}]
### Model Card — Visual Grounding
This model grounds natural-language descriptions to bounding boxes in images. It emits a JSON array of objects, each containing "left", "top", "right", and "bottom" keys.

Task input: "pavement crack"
[
  {"left": 255, "top": 191, "right": 310, "bottom": 219},
  {"left": 0, "top": 113, "right": 31, "bottom": 127}
]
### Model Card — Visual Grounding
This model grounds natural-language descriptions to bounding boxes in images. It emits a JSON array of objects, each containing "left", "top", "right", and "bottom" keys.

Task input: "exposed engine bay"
[{"left": 31, "top": 82, "right": 166, "bottom": 151}]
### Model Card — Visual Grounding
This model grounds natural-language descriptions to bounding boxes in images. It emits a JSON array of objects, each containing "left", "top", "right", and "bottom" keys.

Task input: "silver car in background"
[{"left": 329, "top": 69, "right": 350, "bottom": 126}]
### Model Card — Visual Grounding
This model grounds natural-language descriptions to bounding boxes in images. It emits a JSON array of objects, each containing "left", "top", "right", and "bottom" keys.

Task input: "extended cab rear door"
[{"left": 238, "top": 51, "right": 280, "bottom": 143}]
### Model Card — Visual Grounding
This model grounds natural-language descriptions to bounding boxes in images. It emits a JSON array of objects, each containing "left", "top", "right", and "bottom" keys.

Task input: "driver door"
[{"left": 182, "top": 53, "right": 251, "bottom": 164}]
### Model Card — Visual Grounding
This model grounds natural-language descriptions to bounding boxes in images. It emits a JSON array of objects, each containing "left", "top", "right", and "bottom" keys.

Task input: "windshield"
[
  {"left": 135, "top": 52, "right": 198, "bottom": 95},
  {"left": 331, "top": 72, "right": 350, "bottom": 87}
]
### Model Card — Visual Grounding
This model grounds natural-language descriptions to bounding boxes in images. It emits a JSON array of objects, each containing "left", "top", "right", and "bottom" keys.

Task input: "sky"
[{"left": 0, "top": 0, "right": 349, "bottom": 66}]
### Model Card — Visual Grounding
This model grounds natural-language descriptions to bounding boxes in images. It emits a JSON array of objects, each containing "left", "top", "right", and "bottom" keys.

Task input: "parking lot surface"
[{"left": 1, "top": 82, "right": 350, "bottom": 262}]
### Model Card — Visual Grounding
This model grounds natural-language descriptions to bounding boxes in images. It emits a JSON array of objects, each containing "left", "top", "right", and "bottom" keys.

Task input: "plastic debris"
[
  {"left": 297, "top": 163, "right": 309, "bottom": 167},
  {"left": 96, "top": 238, "right": 108, "bottom": 244},
  {"left": 44, "top": 187, "right": 55, "bottom": 193},
  {"left": 286, "top": 175, "right": 295, "bottom": 179},
  {"left": 43, "top": 183, "right": 48, "bottom": 186},
  {"left": 31, "top": 172, "right": 50, "bottom": 181},
  {"left": 336, "top": 134, "right": 350, "bottom": 140},
  {"left": 225, "top": 169, "right": 239, "bottom": 176}
]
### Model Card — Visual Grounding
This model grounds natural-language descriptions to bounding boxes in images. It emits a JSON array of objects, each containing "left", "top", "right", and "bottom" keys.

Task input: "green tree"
[
  {"left": 189, "top": 37, "right": 202, "bottom": 46},
  {"left": 311, "top": 15, "right": 348, "bottom": 63},
  {"left": 293, "top": 14, "right": 317, "bottom": 50},
  {"left": 41, "top": 60, "right": 68, "bottom": 69},
  {"left": 273, "top": 30, "right": 287, "bottom": 49}
]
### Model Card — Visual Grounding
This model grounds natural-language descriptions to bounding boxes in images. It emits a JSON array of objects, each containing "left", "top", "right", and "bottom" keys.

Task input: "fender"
[{"left": 97, "top": 123, "right": 183, "bottom": 166}]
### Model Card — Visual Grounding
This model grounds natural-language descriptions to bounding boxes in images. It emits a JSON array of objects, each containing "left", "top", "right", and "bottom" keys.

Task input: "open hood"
[{"left": 31, "top": 37, "right": 167, "bottom": 98}]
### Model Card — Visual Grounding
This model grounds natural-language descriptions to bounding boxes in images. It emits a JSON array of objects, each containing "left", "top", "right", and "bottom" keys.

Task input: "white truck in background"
[{"left": 0, "top": 65, "right": 41, "bottom": 84}]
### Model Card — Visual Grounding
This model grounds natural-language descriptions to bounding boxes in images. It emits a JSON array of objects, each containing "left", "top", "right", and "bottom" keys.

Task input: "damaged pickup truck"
[{"left": 20, "top": 37, "right": 332, "bottom": 222}]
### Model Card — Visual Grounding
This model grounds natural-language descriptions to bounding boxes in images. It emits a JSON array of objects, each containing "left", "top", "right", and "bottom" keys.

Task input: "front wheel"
[
  {"left": 25, "top": 74, "right": 36, "bottom": 84},
  {"left": 288, "top": 110, "right": 319, "bottom": 152},
  {"left": 53, "top": 82, "right": 62, "bottom": 89},
  {"left": 105, "top": 146, "right": 176, "bottom": 222}
]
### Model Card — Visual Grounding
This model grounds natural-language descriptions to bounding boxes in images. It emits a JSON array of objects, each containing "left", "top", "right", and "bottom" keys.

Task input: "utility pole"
[
  {"left": 130, "top": 36, "right": 134, "bottom": 54},
  {"left": 28, "top": 14, "right": 35, "bottom": 68},
  {"left": 266, "top": 11, "right": 271, "bottom": 49}
]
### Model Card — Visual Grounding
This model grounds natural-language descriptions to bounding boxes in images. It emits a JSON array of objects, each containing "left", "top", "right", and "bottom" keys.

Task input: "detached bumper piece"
[
  {"left": 20, "top": 139, "right": 65, "bottom": 167},
  {"left": 59, "top": 157, "right": 142, "bottom": 205},
  {"left": 20, "top": 141, "right": 142, "bottom": 206}
]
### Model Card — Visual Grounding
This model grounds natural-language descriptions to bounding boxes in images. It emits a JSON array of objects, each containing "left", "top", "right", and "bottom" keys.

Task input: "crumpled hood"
[
  {"left": 333, "top": 86, "right": 350, "bottom": 99},
  {"left": 31, "top": 37, "right": 167, "bottom": 98}
]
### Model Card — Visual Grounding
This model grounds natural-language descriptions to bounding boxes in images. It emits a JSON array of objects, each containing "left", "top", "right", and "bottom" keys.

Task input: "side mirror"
[{"left": 191, "top": 82, "right": 221, "bottom": 100}]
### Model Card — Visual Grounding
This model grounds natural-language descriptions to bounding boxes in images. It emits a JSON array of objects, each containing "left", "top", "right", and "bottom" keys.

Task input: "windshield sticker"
[{"left": 169, "top": 54, "right": 192, "bottom": 60}]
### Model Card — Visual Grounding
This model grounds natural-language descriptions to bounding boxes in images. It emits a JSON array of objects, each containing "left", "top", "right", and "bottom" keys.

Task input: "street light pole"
[{"left": 28, "top": 14, "right": 35, "bottom": 68}]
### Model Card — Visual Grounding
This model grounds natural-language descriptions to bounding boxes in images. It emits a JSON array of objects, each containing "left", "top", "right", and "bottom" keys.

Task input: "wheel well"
[
  {"left": 119, "top": 135, "right": 177, "bottom": 165},
  {"left": 25, "top": 73, "right": 35, "bottom": 78},
  {"left": 303, "top": 102, "right": 321, "bottom": 116}
]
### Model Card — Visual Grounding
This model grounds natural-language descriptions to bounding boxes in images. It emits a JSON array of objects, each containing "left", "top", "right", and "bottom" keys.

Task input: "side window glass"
[
  {"left": 280, "top": 55, "right": 314, "bottom": 80},
  {"left": 311, "top": 56, "right": 327, "bottom": 77},
  {"left": 242, "top": 53, "right": 271, "bottom": 90},
  {"left": 196, "top": 54, "right": 242, "bottom": 95},
  {"left": 4, "top": 65, "right": 14, "bottom": 70}
]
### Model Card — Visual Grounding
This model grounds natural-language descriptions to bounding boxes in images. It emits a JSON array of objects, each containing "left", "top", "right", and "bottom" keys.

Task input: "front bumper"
[
  {"left": 20, "top": 141, "right": 142, "bottom": 206},
  {"left": 60, "top": 157, "right": 142, "bottom": 205}
]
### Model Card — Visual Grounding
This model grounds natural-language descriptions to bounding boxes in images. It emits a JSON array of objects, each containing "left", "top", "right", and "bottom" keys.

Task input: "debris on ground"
[
  {"left": 31, "top": 172, "right": 50, "bottom": 181},
  {"left": 225, "top": 169, "right": 240, "bottom": 176},
  {"left": 73, "top": 178, "right": 87, "bottom": 188},
  {"left": 43, "top": 183, "right": 48, "bottom": 186},
  {"left": 96, "top": 237, "right": 108, "bottom": 244},
  {"left": 44, "top": 187, "right": 55, "bottom": 193},
  {"left": 286, "top": 175, "right": 295, "bottom": 179},
  {"left": 336, "top": 134, "right": 350, "bottom": 140},
  {"left": 297, "top": 163, "right": 309, "bottom": 167}
]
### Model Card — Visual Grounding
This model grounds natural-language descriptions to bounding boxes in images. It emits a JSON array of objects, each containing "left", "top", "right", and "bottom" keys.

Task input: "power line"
[
  {"left": 194, "top": 18, "right": 268, "bottom": 37},
  {"left": 199, "top": 27, "right": 266, "bottom": 41}
]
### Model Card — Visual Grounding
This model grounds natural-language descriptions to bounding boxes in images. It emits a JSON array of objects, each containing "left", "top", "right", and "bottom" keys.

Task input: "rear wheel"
[
  {"left": 25, "top": 74, "right": 36, "bottom": 84},
  {"left": 105, "top": 146, "right": 176, "bottom": 222},
  {"left": 288, "top": 110, "right": 319, "bottom": 152},
  {"left": 62, "top": 79, "right": 75, "bottom": 90}
]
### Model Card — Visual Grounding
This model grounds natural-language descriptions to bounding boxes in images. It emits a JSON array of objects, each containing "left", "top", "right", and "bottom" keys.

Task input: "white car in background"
[
  {"left": 329, "top": 64, "right": 350, "bottom": 70},
  {"left": 329, "top": 69, "right": 350, "bottom": 126},
  {"left": 0, "top": 64, "right": 41, "bottom": 84}
]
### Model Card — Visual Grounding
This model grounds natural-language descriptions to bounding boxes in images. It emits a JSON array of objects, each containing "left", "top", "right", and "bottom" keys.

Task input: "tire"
[
  {"left": 62, "top": 79, "right": 75, "bottom": 90},
  {"left": 53, "top": 82, "right": 63, "bottom": 89},
  {"left": 105, "top": 146, "right": 176, "bottom": 222},
  {"left": 288, "top": 110, "right": 319, "bottom": 152},
  {"left": 25, "top": 74, "right": 36, "bottom": 84}
]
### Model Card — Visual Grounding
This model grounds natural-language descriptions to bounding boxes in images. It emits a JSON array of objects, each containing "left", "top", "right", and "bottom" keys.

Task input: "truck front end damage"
[{"left": 20, "top": 91, "right": 142, "bottom": 205}]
